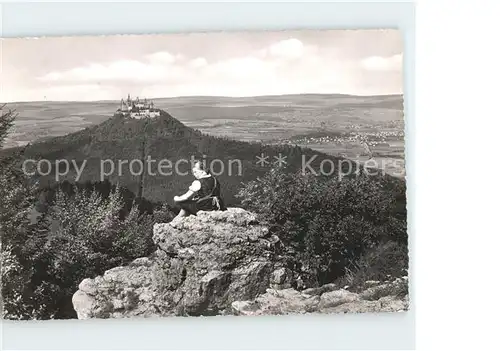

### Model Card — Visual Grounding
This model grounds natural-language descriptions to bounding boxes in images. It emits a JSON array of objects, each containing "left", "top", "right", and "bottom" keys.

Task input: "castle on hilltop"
[{"left": 116, "top": 94, "right": 161, "bottom": 119}]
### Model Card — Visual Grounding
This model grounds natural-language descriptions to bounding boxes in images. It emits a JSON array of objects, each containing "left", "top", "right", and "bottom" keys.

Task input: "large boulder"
[{"left": 72, "top": 208, "right": 288, "bottom": 319}]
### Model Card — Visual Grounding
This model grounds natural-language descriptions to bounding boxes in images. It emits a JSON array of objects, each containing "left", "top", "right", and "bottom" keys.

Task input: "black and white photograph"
[{"left": 0, "top": 29, "right": 408, "bottom": 320}]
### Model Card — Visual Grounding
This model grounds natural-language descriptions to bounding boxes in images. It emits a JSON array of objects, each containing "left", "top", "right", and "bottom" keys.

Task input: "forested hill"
[{"left": 1, "top": 110, "right": 397, "bottom": 206}]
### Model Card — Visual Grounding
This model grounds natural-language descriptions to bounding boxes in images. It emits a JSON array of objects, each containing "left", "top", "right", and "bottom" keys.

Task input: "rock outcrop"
[
  {"left": 72, "top": 208, "right": 409, "bottom": 319},
  {"left": 231, "top": 278, "right": 409, "bottom": 316},
  {"left": 72, "top": 208, "right": 290, "bottom": 319}
]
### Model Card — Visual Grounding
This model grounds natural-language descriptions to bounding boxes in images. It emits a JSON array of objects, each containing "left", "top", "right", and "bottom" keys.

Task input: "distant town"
[{"left": 278, "top": 121, "right": 404, "bottom": 148}]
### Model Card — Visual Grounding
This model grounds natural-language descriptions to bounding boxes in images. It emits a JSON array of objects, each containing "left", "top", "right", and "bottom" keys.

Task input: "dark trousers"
[{"left": 177, "top": 200, "right": 199, "bottom": 216}]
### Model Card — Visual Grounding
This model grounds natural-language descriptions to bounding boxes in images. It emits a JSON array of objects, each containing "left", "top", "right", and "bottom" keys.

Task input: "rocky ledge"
[
  {"left": 72, "top": 208, "right": 408, "bottom": 319},
  {"left": 72, "top": 208, "right": 291, "bottom": 318},
  {"left": 231, "top": 278, "right": 409, "bottom": 315}
]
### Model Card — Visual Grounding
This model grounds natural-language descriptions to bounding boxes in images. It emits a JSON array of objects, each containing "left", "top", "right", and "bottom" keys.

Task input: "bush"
[
  {"left": 2, "top": 184, "right": 167, "bottom": 319},
  {"left": 25, "top": 186, "right": 158, "bottom": 318},
  {"left": 1, "top": 107, "right": 173, "bottom": 319},
  {"left": 1, "top": 107, "right": 50, "bottom": 319},
  {"left": 339, "top": 240, "right": 408, "bottom": 291},
  {"left": 237, "top": 168, "right": 407, "bottom": 286}
]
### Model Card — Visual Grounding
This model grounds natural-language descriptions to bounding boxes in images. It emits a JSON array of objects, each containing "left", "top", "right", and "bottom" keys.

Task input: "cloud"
[
  {"left": 267, "top": 38, "right": 305, "bottom": 59},
  {"left": 31, "top": 38, "right": 402, "bottom": 100},
  {"left": 40, "top": 61, "right": 152, "bottom": 83},
  {"left": 38, "top": 58, "right": 191, "bottom": 85},
  {"left": 145, "top": 51, "right": 178, "bottom": 64},
  {"left": 189, "top": 57, "right": 208, "bottom": 68},
  {"left": 37, "top": 39, "right": 310, "bottom": 85},
  {"left": 203, "top": 56, "right": 277, "bottom": 83},
  {"left": 360, "top": 54, "right": 403, "bottom": 71}
]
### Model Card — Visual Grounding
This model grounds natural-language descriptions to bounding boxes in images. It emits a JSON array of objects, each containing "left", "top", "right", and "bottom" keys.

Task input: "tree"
[
  {"left": 237, "top": 167, "right": 407, "bottom": 286},
  {"left": 0, "top": 104, "right": 15, "bottom": 148},
  {"left": 22, "top": 185, "right": 157, "bottom": 319},
  {"left": 1, "top": 105, "right": 50, "bottom": 318}
]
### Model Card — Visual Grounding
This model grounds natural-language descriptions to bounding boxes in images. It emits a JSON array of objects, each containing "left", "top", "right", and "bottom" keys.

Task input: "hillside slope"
[{"left": 2, "top": 110, "right": 391, "bottom": 206}]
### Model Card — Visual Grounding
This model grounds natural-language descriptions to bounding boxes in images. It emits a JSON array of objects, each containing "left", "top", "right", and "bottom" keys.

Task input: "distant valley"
[{"left": 3, "top": 94, "right": 405, "bottom": 176}]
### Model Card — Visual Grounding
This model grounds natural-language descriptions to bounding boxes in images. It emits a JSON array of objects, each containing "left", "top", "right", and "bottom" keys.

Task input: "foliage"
[
  {"left": 339, "top": 240, "right": 409, "bottom": 291},
  {"left": 1, "top": 106, "right": 45, "bottom": 318},
  {"left": 20, "top": 186, "right": 157, "bottom": 319},
  {"left": 2, "top": 107, "right": 172, "bottom": 319},
  {"left": 237, "top": 167, "right": 407, "bottom": 286},
  {"left": 1, "top": 103, "right": 407, "bottom": 317},
  {"left": 0, "top": 104, "right": 15, "bottom": 148}
]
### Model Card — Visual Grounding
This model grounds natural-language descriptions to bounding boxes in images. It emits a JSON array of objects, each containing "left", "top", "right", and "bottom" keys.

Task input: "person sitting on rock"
[{"left": 172, "top": 160, "right": 226, "bottom": 220}]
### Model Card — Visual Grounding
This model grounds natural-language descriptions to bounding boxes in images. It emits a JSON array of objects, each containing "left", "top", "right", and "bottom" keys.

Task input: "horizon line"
[{"left": 2, "top": 92, "right": 404, "bottom": 104}]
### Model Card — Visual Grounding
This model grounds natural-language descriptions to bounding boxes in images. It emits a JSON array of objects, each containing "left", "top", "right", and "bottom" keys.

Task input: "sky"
[{"left": 0, "top": 29, "right": 403, "bottom": 102}]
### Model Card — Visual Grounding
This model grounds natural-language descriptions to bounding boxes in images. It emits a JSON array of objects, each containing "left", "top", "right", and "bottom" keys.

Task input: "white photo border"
[{"left": 0, "top": 2, "right": 415, "bottom": 350}]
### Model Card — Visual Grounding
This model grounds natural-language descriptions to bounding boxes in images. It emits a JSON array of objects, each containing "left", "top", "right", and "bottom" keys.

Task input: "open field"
[{"left": 3, "top": 94, "right": 405, "bottom": 175}]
